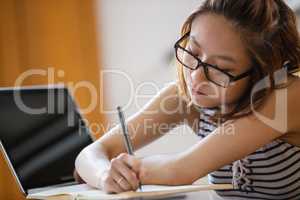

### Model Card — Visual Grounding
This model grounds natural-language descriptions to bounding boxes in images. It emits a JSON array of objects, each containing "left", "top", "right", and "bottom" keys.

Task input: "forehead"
[{"left": 190, "top": 13, "right": 249, "bottom": 61}]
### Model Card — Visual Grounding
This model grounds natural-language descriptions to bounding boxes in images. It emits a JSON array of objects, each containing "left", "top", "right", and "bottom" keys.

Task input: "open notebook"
[{"left": 27, "top": 183, "right": 233, "bottom": 200}]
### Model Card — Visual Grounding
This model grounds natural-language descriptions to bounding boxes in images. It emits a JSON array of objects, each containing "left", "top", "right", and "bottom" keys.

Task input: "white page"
[
  {"left": 27, "top": 184, "right": 186, "bottom": 200},
  {"left": 75, "top": 184, "right": 233, "bottom": 200},
  {"left": 74, "top": 185, "right": 194, "bottom": 200},
  {"left": 27, "top": 184, "right": 97, "bottom": 197},
  {"left": 27, "top": 183, "right": 233, "bottom": 200}
]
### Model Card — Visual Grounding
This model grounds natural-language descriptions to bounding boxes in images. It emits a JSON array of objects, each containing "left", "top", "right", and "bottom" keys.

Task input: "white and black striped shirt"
[{"left": 197, "top": 108, "right": 300, "bottom": 200}]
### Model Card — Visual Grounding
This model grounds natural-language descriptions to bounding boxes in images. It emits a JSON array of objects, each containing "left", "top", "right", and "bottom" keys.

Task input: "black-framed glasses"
[{"left": 174, "top": 31, "right": 253, "bottom": 87}]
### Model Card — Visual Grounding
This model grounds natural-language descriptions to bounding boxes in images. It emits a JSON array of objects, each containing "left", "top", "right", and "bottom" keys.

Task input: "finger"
[
  {"left": 102, "top": 176, "right": 123, "bottom": 194},
  {"left": 109, "top": 179, "right": 124, "bottom": 194},
  {"left": 110, "top": 168, "right": 132, "bottom": 191},
  {"left": 118, "top": 153, "right": 141, "bottom": 175},
  {"left": 116, "top": 160, "right": 139, "bottom": 189},
  {"left": 119, "top": 154, "right": 142, "bottom": 184},
  {"left": 111, "top": 158, "right": 135, "bottom": 190},
  {"left": 123, "top": 159, "right": 142, "bottom": 187}
]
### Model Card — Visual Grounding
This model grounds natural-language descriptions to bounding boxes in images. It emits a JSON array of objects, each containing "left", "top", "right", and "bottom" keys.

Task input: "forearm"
[
  {"left": 75, "top": 143, "right": 110, "bottom": 189},
  {"left": 140, "top": 154, "right": 192, "bottom": 186}
]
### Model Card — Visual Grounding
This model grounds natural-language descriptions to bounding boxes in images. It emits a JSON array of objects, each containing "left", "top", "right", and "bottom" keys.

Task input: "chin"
[{"left": 191, "top": 95, "right": 219, "bottom": 109}]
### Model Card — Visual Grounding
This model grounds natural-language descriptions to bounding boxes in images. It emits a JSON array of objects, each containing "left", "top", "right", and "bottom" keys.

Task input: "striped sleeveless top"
[{"left": 197, "top": 107, "right": 300, "bottom": 200}]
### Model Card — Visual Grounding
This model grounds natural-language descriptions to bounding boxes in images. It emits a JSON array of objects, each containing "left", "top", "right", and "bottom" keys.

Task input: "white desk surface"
[{"left": 183, "top": 190, "right": 227, "bottom": 200}]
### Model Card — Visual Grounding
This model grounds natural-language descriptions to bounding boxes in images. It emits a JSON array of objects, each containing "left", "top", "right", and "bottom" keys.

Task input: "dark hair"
[{"left": 176, "top": 0, "right": 300, "bottom": 121}]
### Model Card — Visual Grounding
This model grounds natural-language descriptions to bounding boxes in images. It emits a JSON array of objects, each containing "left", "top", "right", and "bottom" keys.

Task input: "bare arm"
[
  {"left": 138, "top": 84, "right": 300, "bottom": 185},
  {"left": 75, "top": 81, "right": 188, "bottom": 190}
]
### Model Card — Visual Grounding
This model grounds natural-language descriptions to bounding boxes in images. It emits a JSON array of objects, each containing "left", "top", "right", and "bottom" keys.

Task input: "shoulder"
[
  {"left": 286, "top": 75, "right": 300, "bottom": 101},
  {"left": 250, "top": 75, "right": 300, "bottom": 134},
  {"left": 286, "top": 76, "right": 300, "bottom": 132}
]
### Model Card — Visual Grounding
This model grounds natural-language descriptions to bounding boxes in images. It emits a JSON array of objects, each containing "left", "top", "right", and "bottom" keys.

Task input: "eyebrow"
[{"left": 190, "top": 35, "right": 237, "bottom": 64}]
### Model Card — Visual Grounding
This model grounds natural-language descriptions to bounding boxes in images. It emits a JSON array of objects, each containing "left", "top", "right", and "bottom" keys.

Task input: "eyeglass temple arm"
[{"left": 231, "top": 68, "right": 254, "bottom": 81}]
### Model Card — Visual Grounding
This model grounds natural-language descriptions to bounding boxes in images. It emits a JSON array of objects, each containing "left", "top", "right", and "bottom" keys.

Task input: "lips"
[{"left": 191, "top": 88, "right": 207, "bottom": 96}]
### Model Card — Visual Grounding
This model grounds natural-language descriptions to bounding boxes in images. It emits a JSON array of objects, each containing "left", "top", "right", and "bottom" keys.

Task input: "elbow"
[
  {"left": 74, "top": 147, "right": 100, "bottom": 188},
  {"left": 74, "top": 143, "right": 110, "bottom": 189},
  {"left": 73, "top": 168, "right": 86, "bottom": 184},
  {"left": 74, "top": 147, "right": 88, "bottom": 180}
]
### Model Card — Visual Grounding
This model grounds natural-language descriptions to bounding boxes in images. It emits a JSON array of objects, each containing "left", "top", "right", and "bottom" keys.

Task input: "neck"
[{"left": 218, "top": 103, "right": 237, "bottom": 115}]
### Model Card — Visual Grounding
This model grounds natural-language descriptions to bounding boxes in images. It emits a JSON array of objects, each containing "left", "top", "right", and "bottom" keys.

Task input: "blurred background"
[{"left": 1, "top": 0, "right": 300, "bottom": 199}]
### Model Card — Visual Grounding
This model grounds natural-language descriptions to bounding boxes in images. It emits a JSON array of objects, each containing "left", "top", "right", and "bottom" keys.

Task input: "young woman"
[{"left": 75, "top": 0, "right": 300, "bottom": 199}]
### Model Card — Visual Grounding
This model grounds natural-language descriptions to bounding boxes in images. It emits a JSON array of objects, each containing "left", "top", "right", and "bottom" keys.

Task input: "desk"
[
  {"left": 183, "top": 190, "right": 225, "bottom": 200},
  {"left": 27, "top": 189, "right": 227, "bottom": 200},
  {"left": 29, "top": 191, "right": 225, "bottom": 200},
  {"left": 0, "top": 153, "right": 26, "bottom": 200}
]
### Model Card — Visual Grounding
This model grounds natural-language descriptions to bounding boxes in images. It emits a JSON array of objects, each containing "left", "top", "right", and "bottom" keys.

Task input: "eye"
[
  {"left": 186, "top": 46, "right": 195, "bottom": 53},
  {"left": 185, "top": 48, "right": 198, "bottom": 58},
  {"left": 220, "top": 67, "right": 235, "bottom": 75},
  {"left": 187, "top": 43, "right": 201, "bottom": 56},
  {"left": 215, "top": 64, "right": 234, "bottom": 72}
]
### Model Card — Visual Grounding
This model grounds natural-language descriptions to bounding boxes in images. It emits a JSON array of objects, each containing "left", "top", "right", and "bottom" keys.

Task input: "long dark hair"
[{"left": 176, "top": 0, "right": 300, "bottom": 122}]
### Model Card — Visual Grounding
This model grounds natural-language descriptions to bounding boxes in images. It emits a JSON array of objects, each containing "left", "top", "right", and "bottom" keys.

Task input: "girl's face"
[{"left": 184, "top": 13, "right": 252, "bottom": 111}]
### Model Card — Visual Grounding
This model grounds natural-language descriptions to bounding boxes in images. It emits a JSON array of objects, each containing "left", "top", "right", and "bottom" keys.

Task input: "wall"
[
  {"left": 97, "top": 0, "right": 300, "bottom": 158},
  {"left": 0, "top": 0, "right": 104, "bottom": 199},
  {"left": 97, "top": 0, "right": 203, "bottom": 157}
]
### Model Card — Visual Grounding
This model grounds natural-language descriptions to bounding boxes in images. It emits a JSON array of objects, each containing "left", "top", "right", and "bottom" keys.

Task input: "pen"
[{"left": 117, "top": 106, "right": 143, "bottom": 192}]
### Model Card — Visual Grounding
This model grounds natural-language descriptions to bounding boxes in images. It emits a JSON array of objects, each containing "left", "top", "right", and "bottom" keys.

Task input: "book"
[{"left": 26, "top": 183, "right": 233, "bottom": 200}]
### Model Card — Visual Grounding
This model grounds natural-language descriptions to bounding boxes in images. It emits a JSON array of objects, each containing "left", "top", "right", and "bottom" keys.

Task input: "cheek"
[{"left": 222, "top": 77, "right": 251, "bottom": 104}]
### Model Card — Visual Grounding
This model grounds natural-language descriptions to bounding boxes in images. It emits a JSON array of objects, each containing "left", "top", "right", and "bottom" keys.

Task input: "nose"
[{"left": 190, "top": 65, "right": 208, "bottom": 84}]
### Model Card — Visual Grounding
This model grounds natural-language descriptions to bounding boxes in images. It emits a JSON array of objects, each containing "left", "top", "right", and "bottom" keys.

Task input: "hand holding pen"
[
  {"left": 98, "top": 107, "right": 143, "bottom": 194},
  {"left": 117, "top": 106, "right": 143, "bottom": 192},
  {"left": 100, "top": 152, "right": 143, "bottom": 194}
]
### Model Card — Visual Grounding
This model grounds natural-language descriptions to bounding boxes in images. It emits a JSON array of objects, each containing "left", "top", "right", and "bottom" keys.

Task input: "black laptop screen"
[{"left": 0, "top": 87, "right": 93, "bottom": 192}]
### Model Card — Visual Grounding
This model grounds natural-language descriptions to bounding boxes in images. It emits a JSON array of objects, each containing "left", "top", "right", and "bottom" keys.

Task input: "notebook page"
[
  {"left": 27, "top": 183, "right": 233, "bottom": 200},
  {"left": 27, "top": 184, "right": 97, "bottom": 199},
  {"left": 75, "top": 184, "right": 233, "bottom": 200}
]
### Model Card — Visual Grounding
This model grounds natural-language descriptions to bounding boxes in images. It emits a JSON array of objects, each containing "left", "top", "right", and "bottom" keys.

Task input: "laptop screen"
[{"left": 0, "top": 87, "right": 93, "bottom": 193}]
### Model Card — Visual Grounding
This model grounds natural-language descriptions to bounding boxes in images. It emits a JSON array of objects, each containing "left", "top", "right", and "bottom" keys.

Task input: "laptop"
[{"left": 0, "top": 85, "right": 94, "bottom": 195}]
